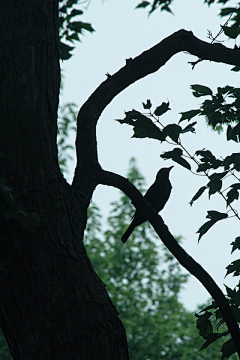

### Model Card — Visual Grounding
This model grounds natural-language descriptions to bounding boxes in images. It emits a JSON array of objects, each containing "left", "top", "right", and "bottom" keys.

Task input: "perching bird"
[{"left": 121, "top": 166, "right": 173, "bottom": 243}]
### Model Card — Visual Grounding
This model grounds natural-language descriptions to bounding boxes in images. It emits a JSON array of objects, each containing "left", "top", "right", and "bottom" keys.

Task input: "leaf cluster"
[
  {"left": 195, "top": 280, "right": 240, "bottom": 360},
  {"left": 116, "top": 88, "right": 240, "bottom": 355},
  {"left": 136, "top": 0, "right": 240, "bottom": 47},
  {"left": 136, "top": 0, "right": 173, "bottom": 14},
  {"left": 59, "top": 0, "right": 94, "bottom": 60}
]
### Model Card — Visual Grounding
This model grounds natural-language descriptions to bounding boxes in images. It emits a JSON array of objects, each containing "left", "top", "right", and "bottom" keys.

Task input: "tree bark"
[{"left": 0, "top": 1, "right": 128, "bottom": 359}]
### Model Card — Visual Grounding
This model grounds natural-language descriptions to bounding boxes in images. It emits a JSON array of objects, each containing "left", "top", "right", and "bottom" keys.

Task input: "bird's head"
[{"left": 155, "top": 166, "right": 174, "bottom": 181}]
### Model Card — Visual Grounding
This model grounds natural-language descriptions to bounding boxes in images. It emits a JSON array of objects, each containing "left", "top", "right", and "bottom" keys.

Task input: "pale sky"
[{"left": 60, "top": 0, "right": 240, "bottom": 310}]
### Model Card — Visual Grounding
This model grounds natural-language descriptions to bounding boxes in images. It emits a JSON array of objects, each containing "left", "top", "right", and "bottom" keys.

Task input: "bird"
[{"left": 121, "top": 166, "right": 173, "bottom": 243}]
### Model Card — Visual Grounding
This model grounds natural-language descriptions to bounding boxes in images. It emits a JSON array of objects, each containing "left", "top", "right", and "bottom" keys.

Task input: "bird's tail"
[{"left": 121, "top": 222, "right": 135, "bottom": 243}]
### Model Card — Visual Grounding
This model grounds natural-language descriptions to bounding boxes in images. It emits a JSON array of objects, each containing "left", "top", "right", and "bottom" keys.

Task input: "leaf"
[
  {"left": 221, "top": 338, "right": 236, "bottom": 359},
  {"left": 161, "top": 4, "right": 173, "bottom": 13},
  {"left": 181, "top": 121, "right": 197, "bottom": 134},
  {"left": 199, "top": 333, "right": 226, "bottom": 352},
  {"left": 161, "top": 148, "right": 191, "bottom": 170},
  {"left": 223, "top": 153, "right": 240, "bottom": 171},
  {"left": 117, "top": 110, "right": 165, "bottom": 141},
  {"left": 227, "top": 125, "right": 238, "bottom": 142},
  {"left": 162, "top": 124, "right": 182, "bottom": 142},
  {"left": 231, "top": 237, "right": 240, "bottom": 253},
  {"left": 231, "top": 66, "right": 240, "bottom": 72},
  {"left": 191, "top": 84, "right": 213, "bottom": 97},
  {"left": 228, "top": 122, "right": 240, "bottom": 141},
  {"left": 220, "top": 7, "right": 237, "bottom": 16},
  {"left": 226, "top": 184, "right": 240, "bottom": 206},
  {"left": 59, "top": 41, "right": 74, "bottom": 60},
  {"left": 154, "top": 101, "right": 170, "bottom": 116},
  {"left": 142, "top": 99, "right": 152, "bottom": 109},
  {"left": 225, "top": 284, "right": 237, "bottom": 298},
  {"left": 70, "top": 9, "right": 83, "bottom": 17},
  {"left": 179, "top": 109, "right": 201, "bottom": 122},
  {"left": 226, "top": 259, "right": 240, "bottom": 277},
  {"left": 207, "top": 171, "right": 228, "bottom": 196},
  {"left": 197, "top": 210, "right": 228, "bottom": 241},
  {"left": 69, "top": 21, "right": 94, "bottom": 33},
  {"left": 222, "top": 25, "right": 240, "bottom": 39},
  {"left": 195, "top": 311, "right": 213, "bottom": 339},
  {"left": 189, "top": 186, "right": 207, "bottom": 206},
  {"left": 136, "top": 1, "right": 150, "bottom": 8}
]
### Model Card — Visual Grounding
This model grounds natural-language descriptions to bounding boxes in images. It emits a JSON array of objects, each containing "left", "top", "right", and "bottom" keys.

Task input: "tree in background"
[
  {"left": 85, "top": 158, "right": 238, "bottom": 360},
  {"left": 1, "top": 0, "right": 240, "bottom": 358}
]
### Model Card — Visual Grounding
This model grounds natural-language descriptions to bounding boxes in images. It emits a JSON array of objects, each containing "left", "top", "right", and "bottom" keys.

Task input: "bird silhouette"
[{"left": 121, "top": 166, "right": 173, "bottom": 243}]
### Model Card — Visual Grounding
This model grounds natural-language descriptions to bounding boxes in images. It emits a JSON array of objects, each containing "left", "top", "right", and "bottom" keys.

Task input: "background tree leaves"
[{"left": 59, "top": 0, "right": 94, "bottom": 60}]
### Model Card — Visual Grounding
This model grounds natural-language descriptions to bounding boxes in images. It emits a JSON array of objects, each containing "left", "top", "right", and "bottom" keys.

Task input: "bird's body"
[{"left": 121, "top": 166, "right": 173, "bottom": 243}]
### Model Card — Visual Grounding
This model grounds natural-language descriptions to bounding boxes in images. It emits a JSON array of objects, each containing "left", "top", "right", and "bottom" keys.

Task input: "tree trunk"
[{"left": 0, "top": 1, "right": 128, "bottom": 359}]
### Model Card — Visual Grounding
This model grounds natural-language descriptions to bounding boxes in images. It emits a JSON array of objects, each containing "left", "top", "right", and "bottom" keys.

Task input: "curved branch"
[
  {"left": 99, "top": 169, "right": 240, "bottom": 357},
  {"left": 73, "top": 29, "right": 240, "bottom": 189}
]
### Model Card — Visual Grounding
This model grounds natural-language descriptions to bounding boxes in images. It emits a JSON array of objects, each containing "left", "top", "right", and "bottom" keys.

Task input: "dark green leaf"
[
  {"left": 179, "top": 109, "right": 201, "bottom": 122},
  {"left": 207, "top": 171, "right": 228, "bottom": 196},
  {"left": 225, "top": 284, "right": 236, "bottom": 298},
  {"left": 196, "top": 311, "right": 213, "bottom": 339},
  {"left": 154, "top": 101, "right": 170, "bottom": 116},
  {"left": 161, "top": 148, "right": 191, "bottom": 170},
  {"left": 69, "top": 21, "right": 94, "bottom": 33},
  {"left": 191, "top": 84, "right": 213, "bottom": 97},
  {"left": 221, "top": 338, "right": 236, "bottom": 359},
  {"left": 231, "top": 237, "right": 240, "bottom": 253},
  {"left": 59, "top": 41, "right": 74, "bottom": 60},
  {"left": 161, "top": 4, "right": 173, "bottom": 13},
  {"left": 66, "top": 33, "right": 80, "bottom": 42},
  {"left": 220, "top": 7, "right": 236, "bottom": 16},
  {"left": 142, "top": 99, "right": 152, "bottom": 109},
  {"left": 231, "top": 66, "right": 240, "bottom": 72},
  {"left": 197, "top": 211, "right": 228, "bottom": 241},
  {"left": 227, "top": 125, "right": 239, "bottom": 142},
  {"left": 163, "top": 124, "right": 182, "bottom": 142},
  {"left": 229, "top": 122, "right": 240, "bottom": 139},
  {"left": 59, "top": 5, "right": 67, "bottom": 13},
  {"left": 189, "top": 186, "right": 207, "bottom": 206},
  {"left": 136, "top": 1, "right": 150, "bottom": 8},
  {"left": 70, "top": 9, "right": 83, "bottom": 17},
  {"left": 199, "top": 333, "right": 226, "bottom": 352},
  {"left": 67, "top": 0, "right": 78, "bottom": 6},
  {"left": 226, "top": 259, "right": 240, "bottom": 277},
  {"left": 223, "top": 153, "right": 240, "bottom": 170},
  {"left": 181, "top": 121, "right": 197, "bottom": 134},
  {"left": 117, "top": 110, "right": 165, "bottom": 141},
  {"left": 226, "top": 184, "right": 240, "bottom": 206},
  {"left": 222, "top": 25, "right": 240, "bottom": 39}
]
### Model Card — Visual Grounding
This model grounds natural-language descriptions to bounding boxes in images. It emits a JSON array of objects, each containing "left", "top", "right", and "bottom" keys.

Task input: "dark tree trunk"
[
  {"left": 2, "top": 0, "right": 240, "bottom": 358},
  {"left": 0, "top": 1, "right": 128, "bottom": 359}
]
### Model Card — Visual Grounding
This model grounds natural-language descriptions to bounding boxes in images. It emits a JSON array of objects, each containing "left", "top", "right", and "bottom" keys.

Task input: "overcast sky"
[{"left": 60, "top": 0, "right": 240, "bottom": 310}]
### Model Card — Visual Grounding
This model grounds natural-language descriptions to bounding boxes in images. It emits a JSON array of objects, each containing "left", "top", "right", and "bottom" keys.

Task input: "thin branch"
[
  {"left": 73, "top": 29, "right": 240, "bottom": 189},
  {"left": 99, "top": 168, "right": 240, "bottom": 357}
]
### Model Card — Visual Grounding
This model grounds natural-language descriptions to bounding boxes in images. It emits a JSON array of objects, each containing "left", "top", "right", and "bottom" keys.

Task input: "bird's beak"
[{"left": 168, "top": 166, "right": 174, "bottom": 172}]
